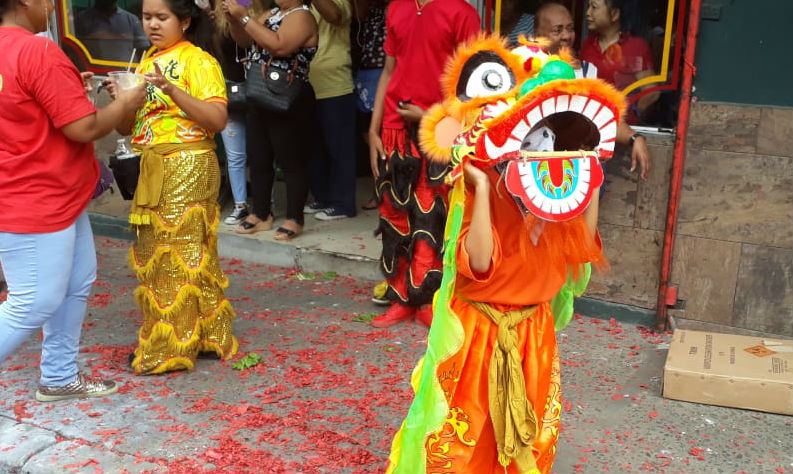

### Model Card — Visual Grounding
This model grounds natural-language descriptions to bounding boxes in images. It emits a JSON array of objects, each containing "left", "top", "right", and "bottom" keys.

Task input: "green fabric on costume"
[
  {"left": 388, "top": 179, "right": 467, "bottom": 474},
  {"left": 550, "top": 263, "right": 591, "bottom": 331}
]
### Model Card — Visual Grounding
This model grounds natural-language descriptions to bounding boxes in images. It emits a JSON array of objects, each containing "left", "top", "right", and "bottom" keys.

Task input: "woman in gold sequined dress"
[{"left": 111, "top": 0, "right": 238, "bottom": 374}]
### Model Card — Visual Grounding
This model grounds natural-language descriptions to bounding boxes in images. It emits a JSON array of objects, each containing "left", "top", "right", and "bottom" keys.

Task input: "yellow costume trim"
[
  {"left": 129, "top": 213, "right": 152, "bottom": 226},
  {"left": 198, "top": 338, "right": 239, "bottom": 359},
  {"left": 131, "top": 293, "right": 237, "bottom": 374},
  {"left": 140, "top": 356, "right": 195, "bottom": 375},
  {"left": 128, "top": 245, "right": 228, "bottom": 290},
  {"left": 131, "top": 202, "right": 220, "bottom": 235},
  {"left": 133, "top": 283, "right": 227, "bottom": 316},
  {"left": 128, "top": 204, "right": 227, "bottom": 288}
]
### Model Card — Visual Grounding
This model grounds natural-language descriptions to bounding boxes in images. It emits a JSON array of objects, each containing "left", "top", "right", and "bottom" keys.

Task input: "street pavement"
[{"left": 1, "top": 237, "right": 791, "bottom": 474}]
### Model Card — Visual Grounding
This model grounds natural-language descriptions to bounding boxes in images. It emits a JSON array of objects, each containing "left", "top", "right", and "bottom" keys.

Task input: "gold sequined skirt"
[{"left": 129, "top": 149, "right": 238, "bottom": 374}]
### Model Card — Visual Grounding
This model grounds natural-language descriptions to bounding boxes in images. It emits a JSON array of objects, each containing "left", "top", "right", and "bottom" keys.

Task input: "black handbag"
[
  {"left": 226, "top": 44, "right": 247, "bottom": 113},
  {"left": 108, "top": 153, "right": 141, "bottom": 201},
  {"left": 245, "top": 57, "right": 302, "bottom": 113},
  {"left": 226, "top": 80, "right": 247, "bottom": 113}
]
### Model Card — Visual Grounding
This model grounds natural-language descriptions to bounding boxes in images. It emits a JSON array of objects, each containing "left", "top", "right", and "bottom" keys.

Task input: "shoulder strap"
[{"left": 281, "top": 4, "right": 310, "bottom": 20}]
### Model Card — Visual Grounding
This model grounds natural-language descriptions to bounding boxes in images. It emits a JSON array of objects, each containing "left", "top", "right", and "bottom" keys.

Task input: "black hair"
[
  {"left": 0, "top": 0, "right": 12, "bottom": 18},
  {"left": 162, "top": 0, "right": 220, "bottom": 58},
  {"left": 601, "top": 0, "right": 638, "bottom": 34}
]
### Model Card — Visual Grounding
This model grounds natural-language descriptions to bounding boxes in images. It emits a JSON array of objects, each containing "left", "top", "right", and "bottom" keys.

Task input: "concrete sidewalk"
[
  {"left": 1, "top": 236, "right": 792, "bottom": 474},
  {"left": 87, "top": 177, "right": 384, "bottom": 282},
  {"left": 86, "top": 176, "right": 657, "bottom": 326}
]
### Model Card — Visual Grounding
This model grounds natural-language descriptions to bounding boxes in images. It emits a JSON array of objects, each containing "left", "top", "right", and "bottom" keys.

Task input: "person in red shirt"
[
  {"left": 0, "top": 0, "right": 144, "bottom": 401},
  {"left": 580, "top": 0, "right": 659, "bottom": 123},
  {"left": 368, "top": 0, "right": 479, "bottom": 328}
]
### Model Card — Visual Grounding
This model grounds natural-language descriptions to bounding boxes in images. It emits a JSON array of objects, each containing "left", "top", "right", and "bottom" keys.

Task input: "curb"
[
  {"left": 573, "top": 297, "right": 655, "bottom": 327},
  {"left": 88, "top": 212, "right": 382, "bottom": 282},
  {"left": 87, "top": 212, "right": 655, "bottom": 327}
]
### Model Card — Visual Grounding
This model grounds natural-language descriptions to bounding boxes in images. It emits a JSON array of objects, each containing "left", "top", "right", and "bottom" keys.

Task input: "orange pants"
[{"left": 425, "top": 298, "right": 561, "bottom": 474}]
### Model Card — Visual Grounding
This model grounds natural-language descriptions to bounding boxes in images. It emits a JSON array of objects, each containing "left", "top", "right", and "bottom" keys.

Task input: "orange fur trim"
[
  {"left": 419, "top": 103, "right": 456, "bottom": 163},
  {"left": 517, "top": 36, "right": 551, "bottom": 49},
  {"left": 557, "top": 46, "right": 580, "bottom": 69},
  {"left": 439, "top": 34, "right": 530, "bottom": 116}
]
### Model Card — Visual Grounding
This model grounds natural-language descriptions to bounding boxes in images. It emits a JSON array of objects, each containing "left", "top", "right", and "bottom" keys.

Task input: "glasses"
[{"left": 550, "top": 25, "right": 576, "bottom": 35}]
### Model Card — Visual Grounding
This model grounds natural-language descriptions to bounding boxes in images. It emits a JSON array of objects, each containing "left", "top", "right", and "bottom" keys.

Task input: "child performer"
[{"left": 385, "top": 35, "right": 625, "bottom": 474}]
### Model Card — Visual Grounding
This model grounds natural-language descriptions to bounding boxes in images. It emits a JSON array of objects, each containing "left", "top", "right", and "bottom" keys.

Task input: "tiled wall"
[{"left": 586, "top": 103, "right": 793, "bottom": 336}]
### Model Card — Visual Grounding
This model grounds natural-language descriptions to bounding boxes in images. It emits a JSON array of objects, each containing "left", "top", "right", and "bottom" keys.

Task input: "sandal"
[
  {"left": 361, "top": 197, "right": 378, "bottom": 211},
  {"left": 235, "top": 214, "right": 273, "bottom": 234},
  {"left": 273, "top": 220, "right": 303, "bottom": 241}
]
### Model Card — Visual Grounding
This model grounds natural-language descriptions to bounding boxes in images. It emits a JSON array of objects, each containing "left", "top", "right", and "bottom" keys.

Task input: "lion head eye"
[
  {"left": 456, "top": 52, "right": 516, "bottom": 101},
  {"left": 483, "top": 71, "right": 504, "bottom": 89}
]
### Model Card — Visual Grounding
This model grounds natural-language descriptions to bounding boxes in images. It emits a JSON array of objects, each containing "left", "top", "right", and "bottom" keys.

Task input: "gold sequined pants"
[{"left": 129, "top": 150, "right": 238, "bottom": 374}]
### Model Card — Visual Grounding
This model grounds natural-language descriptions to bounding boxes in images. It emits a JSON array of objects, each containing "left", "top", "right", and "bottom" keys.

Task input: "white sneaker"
[{"left": 224, "top": 204, "right": 249, "bottom": 225}]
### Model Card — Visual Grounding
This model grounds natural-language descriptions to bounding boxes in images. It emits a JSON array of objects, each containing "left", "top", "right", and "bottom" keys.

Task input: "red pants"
[{"left": 375, "top": 127, "right": 449, "bottom": 306}]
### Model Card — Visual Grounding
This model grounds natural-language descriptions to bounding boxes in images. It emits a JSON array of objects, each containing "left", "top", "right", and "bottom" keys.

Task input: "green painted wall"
[{"left": 694, "top": 0, "right": 793, "bottom": 106}]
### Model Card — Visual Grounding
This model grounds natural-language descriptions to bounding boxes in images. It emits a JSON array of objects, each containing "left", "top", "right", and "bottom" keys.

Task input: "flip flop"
[
  {"left": 235, "top": 214, "right": 273, "bottom": 234},
  {"left": 273, "top": 224, "right": 302, "bottom": 241}
]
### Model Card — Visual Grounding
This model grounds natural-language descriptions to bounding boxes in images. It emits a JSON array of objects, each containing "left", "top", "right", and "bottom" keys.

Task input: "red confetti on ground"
[
  {"left": 13, "top": 400, "right": 33, "bottom": 420},
  {"left": 689, "top": 446, "right": 706, "bottom": 460},
  {"left": 64, "top": 459, "right": 98, "bottom": 470},
  {"left": 2, "top": 239, "right": 787, "bottom": 474}
]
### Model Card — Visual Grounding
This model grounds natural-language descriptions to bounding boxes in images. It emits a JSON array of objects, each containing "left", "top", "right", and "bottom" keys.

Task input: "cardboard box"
[{"left": 663, "top": 329, "right": 793, "bottom": 415}]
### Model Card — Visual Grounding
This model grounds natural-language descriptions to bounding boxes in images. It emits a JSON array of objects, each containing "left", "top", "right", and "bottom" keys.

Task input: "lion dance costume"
[
  {"left": 385, "top": 36, "right": 625, "bottom": 473},
  {"left": 128, "top": 42, "right": 238, "bottom": 374}
]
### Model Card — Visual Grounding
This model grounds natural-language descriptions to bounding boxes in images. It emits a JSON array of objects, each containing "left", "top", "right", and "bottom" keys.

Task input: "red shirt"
[
  {"left": 580, "top": 31, "right": 653, "bottom": 91},
  {"left": 0, "top": 27, "right": 98, "bottom": 233},
  {"left": 382, "top": 0, "right": 479, "bottom": 129}
]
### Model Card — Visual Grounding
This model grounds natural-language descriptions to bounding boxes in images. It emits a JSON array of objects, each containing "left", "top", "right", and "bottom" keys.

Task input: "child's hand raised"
[{"left": 463, "top": 163, "right": 489, "bottom": 189}]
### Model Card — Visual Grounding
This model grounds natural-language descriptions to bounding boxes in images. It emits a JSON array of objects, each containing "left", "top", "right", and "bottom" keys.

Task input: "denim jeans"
[
  {"left": 221, "top": 113, "right": 248, "bottom": 205},
  {"left": 0, "top": 212, "right": 96, "bottom": 386}
]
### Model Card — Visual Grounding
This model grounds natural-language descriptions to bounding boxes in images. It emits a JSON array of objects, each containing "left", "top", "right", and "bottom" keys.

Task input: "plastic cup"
[{"left": 108, "top": 71, "right": 145, "bottom": 90}]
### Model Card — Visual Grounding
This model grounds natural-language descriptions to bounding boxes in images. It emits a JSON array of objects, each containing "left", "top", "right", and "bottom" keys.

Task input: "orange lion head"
[{"left": 420, "top": 35, "right": 626, "bottom": 222}]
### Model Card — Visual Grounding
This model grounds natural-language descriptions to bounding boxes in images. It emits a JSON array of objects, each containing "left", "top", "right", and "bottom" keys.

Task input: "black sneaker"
[
  {"left": 303, "top": 202, "right": 328, "bottom": 214},
  {"left": 314, "top": 207, "right": 353, "bottom": 221},
  {"left": 224, "top": 204, "right": 249, "bottom": 225}
]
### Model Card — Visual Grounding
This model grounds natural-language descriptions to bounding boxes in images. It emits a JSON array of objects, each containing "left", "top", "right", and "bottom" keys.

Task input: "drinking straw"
[{"left": 126, "top": 48, "right": 137, "bottom": 72}]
